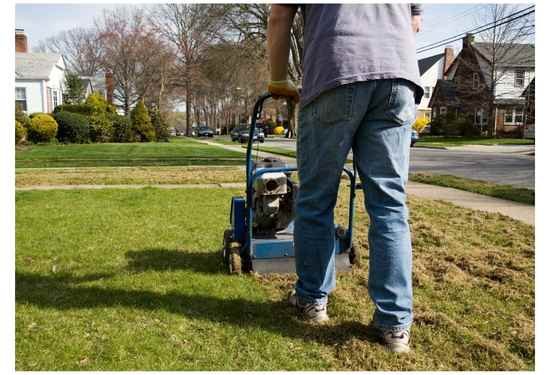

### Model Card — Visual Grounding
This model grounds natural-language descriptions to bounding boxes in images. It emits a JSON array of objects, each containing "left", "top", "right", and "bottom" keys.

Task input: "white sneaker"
[
  {"left": 288, "top": 290, "right": 329, "bottom": 323},
  {"left": 381, "top": 329, "right": 411, "bottom": 353}
]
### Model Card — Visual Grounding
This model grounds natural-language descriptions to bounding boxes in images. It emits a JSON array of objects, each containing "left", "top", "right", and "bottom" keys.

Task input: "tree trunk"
[{"left": 185, "top": 80, "right": 191, "bottom": 136}]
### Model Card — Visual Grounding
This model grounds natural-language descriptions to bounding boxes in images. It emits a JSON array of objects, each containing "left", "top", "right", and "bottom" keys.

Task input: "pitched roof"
[
  {"left": 472, "top": 42, "right": 534, "bottom": 67},
  {"left": 522, "top": 78, "right": 535, "bottom": 97},
  {"left": 428, "top": 79, "right": 460, "bottom": 108},
  {"left": 418, "top": 53, "right": 444, "bottom": 76},
  {"left": 15, "top": 52, "right": 63, "bottom": 80}
]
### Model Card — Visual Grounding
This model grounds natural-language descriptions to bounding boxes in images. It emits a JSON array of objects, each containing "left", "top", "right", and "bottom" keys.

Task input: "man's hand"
[
  {"left": 412, "top": 15, "right": 422, "bottom": 33},
  {"left": 268, "top": 79, "right": 300, "bottom": 103}
]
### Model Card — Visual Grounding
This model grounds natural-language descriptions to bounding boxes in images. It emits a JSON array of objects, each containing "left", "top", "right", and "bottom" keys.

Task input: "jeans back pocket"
[
  {"left": 386, "top": 79, "right": 416, "bottom": 125},
  {"left": 316, "top": 85, "right": 355, "bottom": 125}
]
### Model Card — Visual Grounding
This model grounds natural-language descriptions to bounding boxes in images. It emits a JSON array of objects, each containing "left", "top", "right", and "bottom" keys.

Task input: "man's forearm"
[{"left": 267, "top": 5, "right": 297, "bottom": 81}]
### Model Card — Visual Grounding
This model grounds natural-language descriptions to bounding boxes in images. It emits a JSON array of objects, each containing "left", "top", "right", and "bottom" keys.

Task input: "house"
[
  {"left": 79, "top": 71, "right": 114, "bottom": 103},
  {"left": 522, "top": 78, "right": 535, "bottom": 138},
  {"left": 429, "top": 33, "right": 535, "bottom": 136},
  {"left": 15, "top": 29, "right": 66, "bottom": 113},
  {"left": 416, "top": 47, "right": 454, "bottom": 121}
]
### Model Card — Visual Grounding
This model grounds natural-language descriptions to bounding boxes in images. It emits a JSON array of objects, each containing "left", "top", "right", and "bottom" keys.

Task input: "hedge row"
[{"left": 15, "top": 93, "right": 169, "bottom": 144}]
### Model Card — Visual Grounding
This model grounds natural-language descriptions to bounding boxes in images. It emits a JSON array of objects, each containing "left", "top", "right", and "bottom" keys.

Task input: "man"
[{"left": 267, "top": 4, "right": 423, "bottom": 353}]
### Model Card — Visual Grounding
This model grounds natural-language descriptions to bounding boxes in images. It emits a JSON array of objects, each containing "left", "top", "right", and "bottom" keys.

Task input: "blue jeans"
[{"left": 294, "top": 79, "right": 415, "bottom": 331}]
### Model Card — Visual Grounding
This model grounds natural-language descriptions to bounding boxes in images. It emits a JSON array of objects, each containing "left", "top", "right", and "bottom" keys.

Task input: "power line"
[
  {"left": 416, "top": 10, "right": 535, "bottom": 53},
  {"left": 417, "top": 6, "right": 535, "bottom": 54},
  {"left": 421, "top": 5, "right": 484, "bottom": 34}
]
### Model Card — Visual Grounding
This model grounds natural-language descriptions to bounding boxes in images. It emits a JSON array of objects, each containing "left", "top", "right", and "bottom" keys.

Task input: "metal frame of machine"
[{"left": 222, "top": 93, "right": 358, "bottom": 274}]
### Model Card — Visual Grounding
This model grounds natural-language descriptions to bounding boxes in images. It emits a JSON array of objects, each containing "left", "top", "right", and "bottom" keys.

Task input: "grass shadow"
[
  {"left": 16, "top": 271, "right": 379, "bottom": 348},
  {"left": 125, "top": 248, "right": 222, "bottom": 274}
]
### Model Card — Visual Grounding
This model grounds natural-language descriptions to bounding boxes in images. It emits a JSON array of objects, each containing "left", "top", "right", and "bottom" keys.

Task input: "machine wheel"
[
  {"left": 222, "top": 229, "right": 233, "bottom": 264},
  {"left": 228, "top": 244, "right": 242, "bottom": 274}
]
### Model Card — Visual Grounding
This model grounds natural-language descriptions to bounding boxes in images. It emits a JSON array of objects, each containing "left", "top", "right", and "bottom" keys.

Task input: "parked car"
[
  {"left": 197, "top": 126, "right": 215, "bottom": 137},
  {"left": 230, "top": 126, "right": 245, "bottom": 142},
  {"left": 411, "top": 130, "right": 420, "bottom": 147},
  {"left": 238, "top": 127, "right": 265, "bottom": 143}
]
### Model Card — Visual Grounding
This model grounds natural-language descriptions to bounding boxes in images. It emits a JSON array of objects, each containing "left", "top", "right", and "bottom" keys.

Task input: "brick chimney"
[
  {"left": 442, "top": 47, "right": 455, "bottom": 79},
  {"left": 462, "top": 33, "right": 475, "bottom": 48},
  {"left": 15, "top": 29, "right": 28, "bottom": 53},
  {"left": 105, "top": 71, "right": 114, "bottom": 104}
]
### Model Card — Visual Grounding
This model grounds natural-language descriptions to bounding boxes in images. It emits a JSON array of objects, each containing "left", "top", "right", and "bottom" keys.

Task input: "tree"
[
  {"left": 131, "top": 100, "right": 155, "bottom": 142},
  {"left": 96, "top": 7, "right": 171, "bottom": 115},
  {"left": 475, "top": 4, "right": 535, "bottom": 136},
  {"left": 35, "top": 27, "right": 103, "bottom": 76},
  {"left": 64, "top": 72, "right": 87, "bottom": 104},
  {"left": 150, "top": 4, "right": 231, "bottom": 136}
]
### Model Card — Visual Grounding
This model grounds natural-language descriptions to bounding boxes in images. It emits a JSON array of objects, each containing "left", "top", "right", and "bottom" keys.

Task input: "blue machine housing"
[{"left": 226, "top": 92, "right": 357, "bottom": 273}]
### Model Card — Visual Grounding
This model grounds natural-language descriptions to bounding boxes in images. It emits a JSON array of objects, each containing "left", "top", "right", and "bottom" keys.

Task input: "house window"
[
  {"left": 504, "top": 109, "right": 514, "bottom": 124},
  {"left": 504, "top": 108, "right": 524, "bottom": 125},
  {"left": 475, "top": 109, "right": 487, "bottom": 125},
  {"left": 53, "top": 90, "right": 59, "bottom": 108},
  {"left": 440, "top": 106, "right": 447, "bottom": 116},
  {"left": 515, "top": 108, "right": 524, "bottom": 124},
  {"left": 472, "top": 73, "right": 480, "bottom": 89},
  {"left": 515, "top": 69, "right": 525, "bottom": 88},
  {"left": 424, "top": 86, "right": 431, "bottom": 99},
  {"left": 15, "top": 87, "right": 27, "bottom": 111}
]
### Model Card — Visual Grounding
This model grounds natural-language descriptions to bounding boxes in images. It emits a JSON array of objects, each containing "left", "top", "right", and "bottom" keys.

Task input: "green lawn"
[
  {"left": 16, "top": 138, "right": 245, "bottom": 168},
  {"left": 410, "top": 173, "right": 534, "bottom": 205},
  {"left": 416, "top": 136, "right": 535, "bottom": 148},
  {"left": 16, "top": 187, "right": 534, "bottom": 370}
]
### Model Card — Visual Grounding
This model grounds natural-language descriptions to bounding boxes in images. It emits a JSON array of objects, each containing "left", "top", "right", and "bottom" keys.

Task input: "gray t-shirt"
[{"left": 297, "top": 4, "right": 424, "bottom": 107}]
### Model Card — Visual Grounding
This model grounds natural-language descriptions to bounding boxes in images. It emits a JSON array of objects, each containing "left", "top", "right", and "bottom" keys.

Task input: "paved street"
[{"left": 256, "top": 137, "right": 534, "bottom": 189}]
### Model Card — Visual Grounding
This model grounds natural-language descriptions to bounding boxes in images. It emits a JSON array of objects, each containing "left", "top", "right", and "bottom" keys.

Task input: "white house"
[
  {"left": 416, "top": 47, "right": 454, "bottom": 121},
  {"left": 15, "top": 29, "right": 67, "bottom": 114}
]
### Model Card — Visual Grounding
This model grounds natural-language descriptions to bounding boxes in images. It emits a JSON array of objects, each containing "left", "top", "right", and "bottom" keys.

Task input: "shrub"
[
  {"left": 149, "top": 106, "right": 170, "bottom": 142},
  {"left": 86, "top": 92, "right": 116, "bottom": 115},
  {"left": 413, "top": 117, "right": 429, "bottom": 133},
  {"left": 29, "top": 112, "right": 47, "bottom": 119},
  {"left": 53, "top": 111, "right": 90, "bottom": 143},
  {"left": 53, "top": 104, "right": 95, "bottom": 116},
  {"left": 273, "top": 126, "right": 285, "bottom": 135},
  {"left": 28, "top": 114, "right": 58, "bottom": 143},
  {"left": 109, "top": 113, "right": 133, "bottom": 143},
  {"left": 89, "top": 114, "right": 113, "bottom": 143},
  {"left": 15, "top": 106, "right": 31, "bottom": 129},
  {"left": 131, "top": 100, "right": 155, "bottom": 142},
  {"left": 15, "top": 120, "right": 26, "bottom": 144}
]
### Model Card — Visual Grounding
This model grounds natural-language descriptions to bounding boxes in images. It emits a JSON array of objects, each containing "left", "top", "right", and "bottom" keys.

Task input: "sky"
[{"left": 15, "top": 3, "right": 534, "bottom": 60}]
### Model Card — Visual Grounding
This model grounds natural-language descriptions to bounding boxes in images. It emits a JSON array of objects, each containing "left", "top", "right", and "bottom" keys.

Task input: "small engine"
[{"left": 252, "top": 158, "right": 297, "bottom": 235}]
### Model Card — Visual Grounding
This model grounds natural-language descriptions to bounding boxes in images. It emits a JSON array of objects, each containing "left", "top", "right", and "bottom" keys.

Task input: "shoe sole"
[{"left": 385, "top": 342, "right": 411, "bottom": 353}]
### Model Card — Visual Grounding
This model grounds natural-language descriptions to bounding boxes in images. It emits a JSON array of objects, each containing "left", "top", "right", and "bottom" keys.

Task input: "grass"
[
  {"left": 410, "top": 173, "right": 534, "bottom": 205},
  {"left": 15, "top": 166, "right": 245, "bottom": 187},
  {"left": 16, "top": 187, "right": 534, "bottom": 370},
  {"left": 416, "top": 136, "right": 535, "bottom": 148},
  {"left": 16, "top": 138, "right": 245, "bottom": 168}
]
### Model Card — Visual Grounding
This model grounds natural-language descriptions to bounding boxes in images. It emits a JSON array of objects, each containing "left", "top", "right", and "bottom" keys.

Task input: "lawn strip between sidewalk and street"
[
  {"left": 415, "top": 136, "right": 534, "bottom": 149},
  {"left": 410, "top": 173, "right": 534, "bottom": 205},
  {"left": 16, "top": 186, "right": 533, "bottom": 370}
]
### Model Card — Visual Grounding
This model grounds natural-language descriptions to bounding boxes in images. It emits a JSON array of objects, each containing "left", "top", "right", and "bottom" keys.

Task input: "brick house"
[
  {"left": 429, "top": 34, "right": 535, "bottom": 136},
  {"left": 416, "top": 48, "right": 454, "bottom": 122},
  {"left": 522, "top": 78, "right": 535, "bottom": 138}
]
